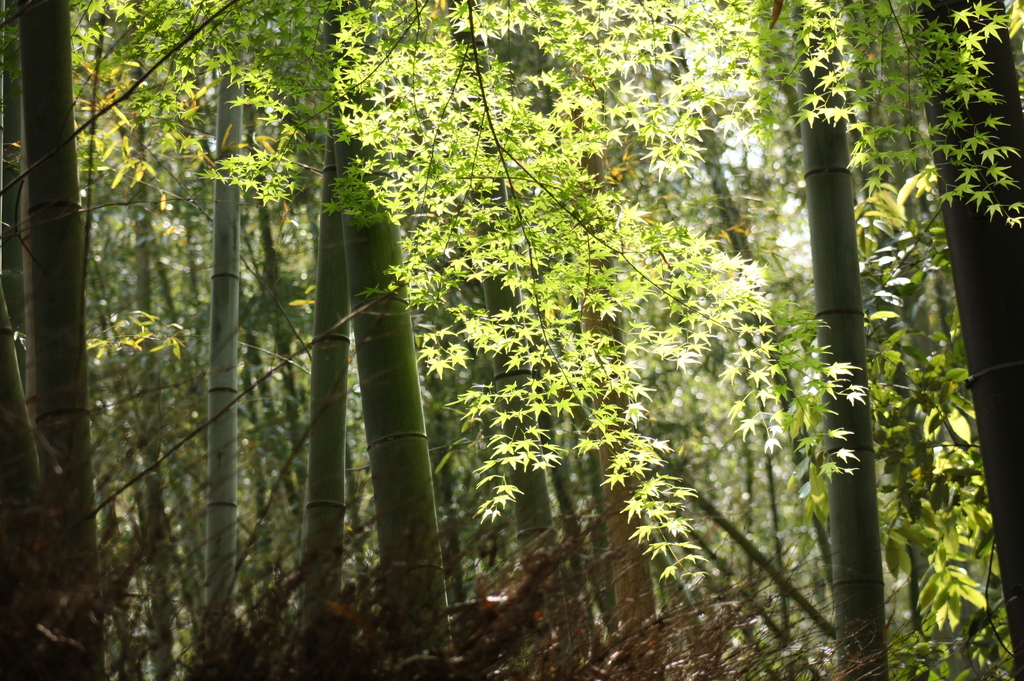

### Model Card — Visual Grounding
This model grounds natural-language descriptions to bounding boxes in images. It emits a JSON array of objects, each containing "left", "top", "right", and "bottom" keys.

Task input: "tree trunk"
[
  {"left": 339, "top": 167, "right": 447, "bottom": 649},
  {"left": 206, "top": 75, "right": 243, "bottom": 622},
  {"left": 258, "top": 205, "right": 303, "bottom": 455},
  {"left": 19, "top": 0, "right": 101, "bottom": 672},
  {"left": 922, "top": 0, "right": 1024, "bottom": 673},
  {"left": 300, "top": 132, "right": 350, "bottom": 627},
  {"left": 799, "top": 58, "right": 888, "bottom": 679},
  {"left": 579, "top": 146, "right": 655, "bottom": 628}
]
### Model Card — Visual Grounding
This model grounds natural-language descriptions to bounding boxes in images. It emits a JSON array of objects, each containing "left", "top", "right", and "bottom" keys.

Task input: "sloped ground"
[{"left": 1, "top": 518, "right": 914, "bottom": 680}]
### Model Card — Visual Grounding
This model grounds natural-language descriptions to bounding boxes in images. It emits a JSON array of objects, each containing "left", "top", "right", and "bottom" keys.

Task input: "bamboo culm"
[
  {"left": 0, "top": 3, "right": 36, "bottom": 514},
  {"left": 206, "top": 75, "right": 243, "bottom": 618},
  {"left": 922, "top": 0, "right": 1024, "bottom": 672},
  {"left": 0, "top": 281, "right": 36, "bottom": 508},
  {"left": 132, "top": 116, "right": 174, "bottom": 679},
  {"left": 799, "top": 58, "right": 888, "bottom": 679},
  {"left": 336, "top": 133, "right": 448, "bottom": 649},
  {"left": 1, "top": 69, "right": 25, "bottom": 387},
  {"left": 19, "top": 0, "right": 100, "bottom": 672},
  {"left": 300, "top": 132, "right": 350, "bottom": 628},
  {"left": 331, "top": 5, "right": 447, "bottom": 646}
]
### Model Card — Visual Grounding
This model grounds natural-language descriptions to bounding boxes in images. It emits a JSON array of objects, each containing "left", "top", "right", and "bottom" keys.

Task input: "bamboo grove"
[{"left": 3, "top": 0, "right": 1024, "bottom": 677}]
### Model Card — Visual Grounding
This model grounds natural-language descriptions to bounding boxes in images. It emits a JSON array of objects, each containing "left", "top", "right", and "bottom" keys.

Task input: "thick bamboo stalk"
[
  {"left": 337, "top": 140, "right": 448, "bottom": 649},
  {"left": 206, "top": 75, "right": 243, "bottom": 617},
  {"left": 329, "top": 5, "right": 447, "bottom": 648},
  {"left": 300, "top": 134, "right": 350, "bottom": 627},
  {"left": 19, "top": 0, "right": 100, "bottom": 672},
  {"left": 799, "top": 59, "right": 888, "bottom": 679},
  {"left": 921, "top": 0, "right": 1024, "bottom": 672},
  {"left": 0, "top": 15, "right": 36, "bottom": 513}
]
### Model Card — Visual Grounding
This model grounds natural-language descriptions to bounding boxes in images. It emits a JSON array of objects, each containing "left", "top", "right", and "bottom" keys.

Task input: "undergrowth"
[{"left": 2, "top": 510, "right": 997, "bottom": 680}]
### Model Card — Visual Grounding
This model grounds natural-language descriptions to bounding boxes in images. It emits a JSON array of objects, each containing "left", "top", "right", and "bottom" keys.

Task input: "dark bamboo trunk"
[
  {"left": 132, "top": 120, "right": 174, "bottom": 679},
  {"left": 339, "top": 177, "right": 448, "bottom": 647},
  {"left": 922, "top": 1, "right": 1024, "bottom": 673},
  {"left": 0, "top": 10, "right": 36, "bottom": 518},
  {"left": 0, "top": 281, "right": 35, "bottom": 505},
  {"left": 799, "top": 57, "right": 888, "bottom": 679},
  {"left": 2, "top": 71, "right": 24, "bottom": 387},
  {"left": 19, "top": 0, "right": 100, "bottom": 673}
]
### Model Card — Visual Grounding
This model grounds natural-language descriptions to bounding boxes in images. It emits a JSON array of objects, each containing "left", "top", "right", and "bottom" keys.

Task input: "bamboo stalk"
[
  {"left": 19, "top": 0, "right": 100, "bottom": 672},
  {"left": 300, "top": 132, "right": 350, "bottom": 627},
  {"left": 1, "top": 69, "right": 24, "bottom": 388},
  {"left": 0, "top": 7, "right": 36, "bottom": 513},
  {"left": 799, "top": 54, "right": 888, "bottom": 679},
  {"left": 205, "top": 75, "right": 243, "bottom": 620},
  {"left": 333, "top": 7, "right": 448, "bottom": 645},
  {"left": 0, "top": 279, "right": 36, "bottom": 507},
  {"left": 131, "top": 119, "right": 174, "bottom": 678},
  {"left": 922, "top": 0, "right": 1024, "bottom": 671}
]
